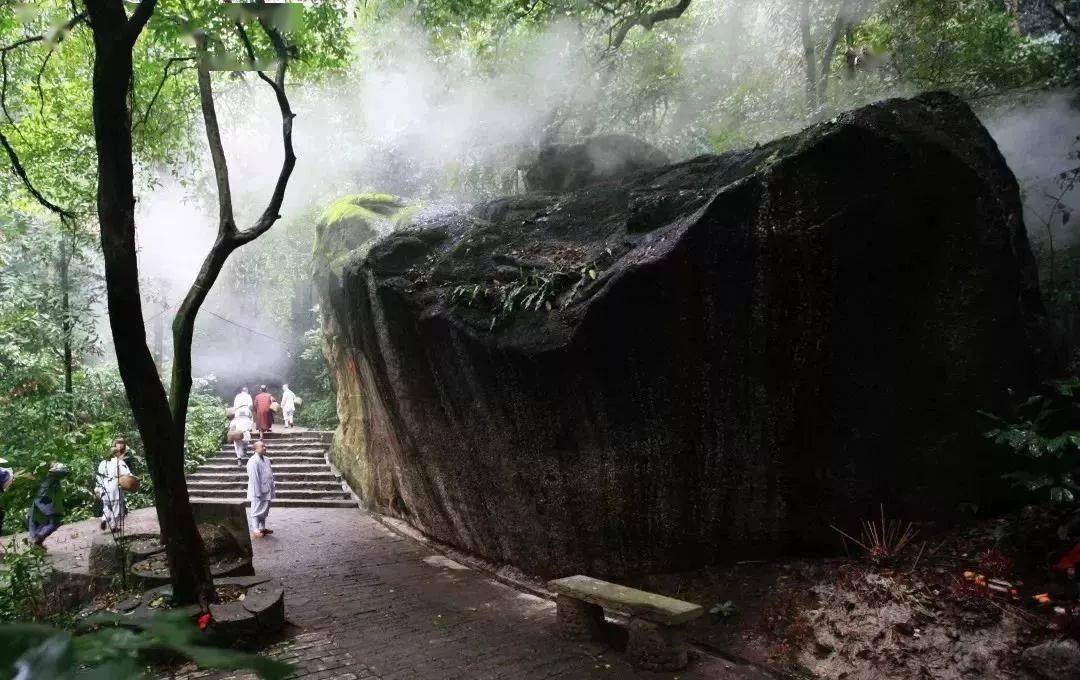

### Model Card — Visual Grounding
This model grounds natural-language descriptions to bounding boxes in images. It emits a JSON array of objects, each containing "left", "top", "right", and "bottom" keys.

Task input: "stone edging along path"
[{"left": 337, "top": 472, "right": 780, "bottom": 677}]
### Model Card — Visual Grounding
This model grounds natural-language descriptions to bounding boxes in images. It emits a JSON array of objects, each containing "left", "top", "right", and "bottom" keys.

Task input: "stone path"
[
  {"left": 36, "top": 505, "right": 772, "bottom": 679},
  {"left": 170, "top": 507, "right": 771, "bottom": 680}
]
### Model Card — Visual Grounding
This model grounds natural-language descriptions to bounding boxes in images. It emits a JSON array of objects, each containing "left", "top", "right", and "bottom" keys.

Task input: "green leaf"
[
  {"left": 168, "top": 643, "right": 293, "bottom": 680},
  {"left": 11, "top": 634, "right": 74, "bottom": 680}
]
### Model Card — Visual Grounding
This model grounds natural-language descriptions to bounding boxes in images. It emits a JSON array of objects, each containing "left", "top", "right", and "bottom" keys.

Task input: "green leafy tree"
[{"left": 0, "top": 0, "right": 349, "bottom": 604}]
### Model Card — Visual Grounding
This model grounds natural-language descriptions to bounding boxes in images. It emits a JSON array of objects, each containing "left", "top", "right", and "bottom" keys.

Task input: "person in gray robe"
[{"left": 246, "top": 440, "right": 275, "bottom": 537}]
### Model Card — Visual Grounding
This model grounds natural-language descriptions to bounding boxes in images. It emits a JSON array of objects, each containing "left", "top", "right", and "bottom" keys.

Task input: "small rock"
[
  {"left": 1021, "top": 639, "right": 1080, "bottom": 680},
  {"left": 894, "top": 622, "right": 915, "bottom": 637}
]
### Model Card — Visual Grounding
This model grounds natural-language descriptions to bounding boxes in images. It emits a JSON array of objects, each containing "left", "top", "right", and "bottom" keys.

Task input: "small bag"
[
  {"left": 226, "top": 430, "right": 243, "bottom": 443},
  {"left": 118, "top": 475, "right": 140, "bottom": 492},
  {"left": 293, "top": 396, "right": 303, "bottom": 408},
  {"left": 226, "top": 407, "right": 236, "bottom": 418},
  {"left": 270, "top": 402, "right": 281, "bottom": 414}
]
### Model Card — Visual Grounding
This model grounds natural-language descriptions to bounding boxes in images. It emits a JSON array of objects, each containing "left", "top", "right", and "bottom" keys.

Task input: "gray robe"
[{"left": 246, "top": 454, "right": 275, "bottom": 531}]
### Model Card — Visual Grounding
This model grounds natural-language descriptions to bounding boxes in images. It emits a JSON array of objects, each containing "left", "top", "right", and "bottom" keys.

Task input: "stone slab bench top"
[{"left": 549, "top": 575, "right": 704, "bottom": 625}]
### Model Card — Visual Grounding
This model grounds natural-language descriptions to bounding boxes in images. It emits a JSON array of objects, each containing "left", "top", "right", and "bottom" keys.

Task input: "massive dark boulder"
[
  {"left": 524, "top": 134, "right": 669, "bottom": 192},
  {"left": 315, "top": 93, "right": 1049, "bottom": 579}
]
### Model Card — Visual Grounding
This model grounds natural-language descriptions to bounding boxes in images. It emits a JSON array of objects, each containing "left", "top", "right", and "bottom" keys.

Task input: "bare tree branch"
[
  {"left": 35, "top": 48, "right": 54, "bottom": 117},
  {"left": 799, "top": 0, "right": 818, "bottom": 113},
  {"left": 0, "top": 13, "right": 87, "bottom": 128},
  {"left": 171, "top": 18, "right": 296, "bottom": 433},
  {"left": 609, "top": 0, "right": 692, "bottom": 50},
  {"left": 193, "top": 33, "right": 237, "bottom": 233},
  {"left": 818, "top": 0, "right": 858, "bottom": 102},
  {"left": 1048, "top": 2, "right": 1079, "bottom": 35},
  {"left": 127, "top": 0, "right": 159, "bottom": 42},
  {"left": 134, "top": 55, "right": 196, "bottom": 131},
  {"left": 0, "top": 127, "right": 74, "bottom": 219},
  {"left": 232, "top": 19, "right": 296, "bottom": 241}
]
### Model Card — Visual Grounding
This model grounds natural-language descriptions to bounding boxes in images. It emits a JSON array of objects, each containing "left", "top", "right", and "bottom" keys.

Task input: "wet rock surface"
[
  {"left": 523, "top": 134, "right": 669, "bottom": 192},
  {"left": 316, "top": 92, "right": 1049, "bottom": 579},
  {"left": 1022, "top": 639, "right": 1080, "bottom": 680}
]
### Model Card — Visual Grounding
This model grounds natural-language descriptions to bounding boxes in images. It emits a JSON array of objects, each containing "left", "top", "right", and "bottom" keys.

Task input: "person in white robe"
[
  {"left": 280, "top": 384, "right": 297, "bottom": 428},
  {"left": 95, "top": 447, "right": 131, "bottom": 533},
  {"left": 246, "top": 440, "right": 275, "bottom": 537},
  {"left": 233, "top": 387, "right": 253, "bottom": 409},
  {"left": 229, "top": 405, "right": 255, "bottom": 466}
]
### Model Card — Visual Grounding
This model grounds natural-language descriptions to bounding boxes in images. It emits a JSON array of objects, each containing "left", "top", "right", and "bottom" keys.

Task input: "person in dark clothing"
[
  {"left": 0, "top": 462, "right": 13, "bottom": 533},
  {"left": 28, "top": 462, "right": 69, "bottom": 549}
]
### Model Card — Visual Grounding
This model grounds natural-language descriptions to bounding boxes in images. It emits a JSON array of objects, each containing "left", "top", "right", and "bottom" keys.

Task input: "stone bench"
[{"left": 548, "top": 575, "right": 704, "bottom": 671}]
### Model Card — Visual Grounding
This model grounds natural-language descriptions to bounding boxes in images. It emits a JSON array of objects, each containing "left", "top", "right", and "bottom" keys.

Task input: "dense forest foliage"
[{"left": 0, "top": 0, "right": 1077, "bottom": 540}]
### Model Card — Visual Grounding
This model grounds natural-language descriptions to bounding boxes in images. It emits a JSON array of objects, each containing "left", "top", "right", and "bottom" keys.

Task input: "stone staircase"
[{"left": 187, "top": 430, "right": 354, "bottom": 508}]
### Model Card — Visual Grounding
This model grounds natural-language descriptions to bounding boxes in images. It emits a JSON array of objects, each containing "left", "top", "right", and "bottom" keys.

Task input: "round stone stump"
[
  {"left": 555, "top": 595, "right": 605, "bottom": 641},
  {"left": 208, "top": 576, "right": 286, "bottom": 646},
  {"left": 626, "top": 617, "right": 689, "bottom": 671},
  {"left": 130, "top": 554, "right": 253, "bottom": 590},
  {"left": 114, "top": 576, "right": 285, "bottom": 648},
  {"left": 88, "top": 533, "right": 125, "bottom": 578}
]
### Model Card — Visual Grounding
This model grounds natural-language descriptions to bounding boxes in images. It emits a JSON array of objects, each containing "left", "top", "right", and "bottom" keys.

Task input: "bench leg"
[
  {"left": 626, "top": 618, "right": 689, "bottom": 671},
  {"left": 555, "top": 595, "right": 604, "bottom": 641}
]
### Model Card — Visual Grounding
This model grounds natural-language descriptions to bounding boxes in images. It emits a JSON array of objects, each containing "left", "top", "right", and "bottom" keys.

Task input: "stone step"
[
  {"left": 220, "top": 439, "right": 329, "bottom": 446},
  {"left": 198, "top": 463, "right": 328, "bottom": 473},
  {"left": 209, "top": 454, "right": 326, "bottom": 463},
  {"left": 220, "top": 438, "right": 329, "bottom": 445},
  {"left": 186, "top": 474, "right": 336, "bottom": 485},
  {"left": 189, "top": 488, "right": 350, "bottom": 500},
  {"left": 217, "top": 445, "right": 328, "bottom": 453},
  {"left": 188, "top": 496, "right": 354, "bottom": 508},
  {"left": 215, "top": 451, "right": 328, "bottom": 458},
  {"left": 213, "top": 448, "right": 327, "bottom": 456},
  {"left": 188, "top": 480, "right": 345, "bottom": 491},
  {"left": 258, "top": 432, "right": 333, "bottom": 441}
]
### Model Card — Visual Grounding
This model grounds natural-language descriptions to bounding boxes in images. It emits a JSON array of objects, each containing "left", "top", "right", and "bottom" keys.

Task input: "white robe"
[
  {"left": 281, "top": 389, "right": 296, "bottom": 416},
  {"left": 230, "top": 406, "right": 254, "bottom": 433},
  {"left": 246, "top": 454, "right": 275, "bottom": 531},
  {"left": 233, "top": 392, "right": 253, "bottom": 409},
  {"left": 95, "top": 457, "right": 131, "bottom": 529},
  {"left": 229, "top": 406, "right": 255, "bottom": 459}
]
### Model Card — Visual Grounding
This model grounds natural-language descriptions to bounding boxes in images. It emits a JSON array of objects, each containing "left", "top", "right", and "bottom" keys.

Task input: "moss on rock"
[{"left": 313, "top": 193, "right": 416, "bottom": 278}]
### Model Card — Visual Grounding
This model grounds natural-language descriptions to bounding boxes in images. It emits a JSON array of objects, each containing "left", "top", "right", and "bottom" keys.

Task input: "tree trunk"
[
  {"left": 154, "top": 298, "right": 166, "bottom": 361},
  {"left": 58, "top": 237, "right": 72, "bottom": 394},
  {"left": 799, "top": 0, "right": 819, "bottom": 115},
  {"left": 86, "top": 0, "right": 214, "bottom": 606}
]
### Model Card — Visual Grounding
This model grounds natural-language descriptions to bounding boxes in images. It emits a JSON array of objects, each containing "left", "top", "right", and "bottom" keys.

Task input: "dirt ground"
[{"left": 630, "top": 505, "right": 1080, "bottom": 680}]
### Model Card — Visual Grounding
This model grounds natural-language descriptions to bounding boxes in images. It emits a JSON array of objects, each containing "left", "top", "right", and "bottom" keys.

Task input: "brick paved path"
[{"left": 167, "top": 506, "right": 772, "bottom": 680}]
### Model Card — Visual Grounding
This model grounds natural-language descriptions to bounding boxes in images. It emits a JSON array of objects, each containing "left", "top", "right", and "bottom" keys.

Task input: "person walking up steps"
[
  {"left": 253, "top": 385, "right": 276, "bottom": 434},
  {"left": 229, "top": 404, "right": 255, "bottom": 466},
  {"left": 246, "top": 440, "right": 275, "bottom": 538},
  {"left": 233, "top": 386, "right": 252, "bottom": 409},
  {"left": 281, "top": 383, "right": 299, "bottom": 428}
]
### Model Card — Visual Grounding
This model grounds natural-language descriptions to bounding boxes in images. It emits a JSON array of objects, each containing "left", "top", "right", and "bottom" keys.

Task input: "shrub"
[
  {"left": 0, "top": 539, "right": 53, "bottom": 623},
  {"left": 0, "top": 611, "right": 291, "bottom": 678},
  {"left": 0, "top": 366, "right": 225, "bottom": 535},
  {"left": 297, "top": 395, "right": 339, "bottom": 430},
  {"left": 983, "top": 378, "right": 1080, "bottom": 503}
]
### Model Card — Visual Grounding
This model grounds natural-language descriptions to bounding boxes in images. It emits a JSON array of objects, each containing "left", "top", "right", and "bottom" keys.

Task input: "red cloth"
[
  {"left": 253, "top": 392, "right": 276, "bottom": 431},
  {"left": 1054, "top": 541, "right": 1080, "bottom": 571}
]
